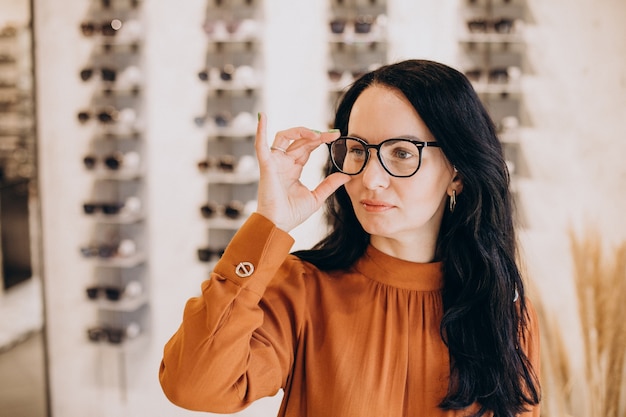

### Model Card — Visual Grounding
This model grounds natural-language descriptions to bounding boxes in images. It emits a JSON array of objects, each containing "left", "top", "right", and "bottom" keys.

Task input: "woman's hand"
[{"left": 254, "top": 113, "right": 350, "bottom": 232}]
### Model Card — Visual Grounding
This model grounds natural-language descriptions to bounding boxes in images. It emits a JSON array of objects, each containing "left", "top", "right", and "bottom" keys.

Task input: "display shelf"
[
  {"left": 205, "top": 126, "right": 256, "bottom": 139},
  {"left": 88, "top": 293, "right": 149, "bottom": 312},
  {"left": 459, "top": 32, "right": 524, "bottom": 44},
  {"left": 82, "top": 211, "right": 145, "bottom": 224},
  {"left": 458, "top": 0, "right": 528, "bottom": 226},
  {"left": 95, "top": 85, "right": 142, "bottom": 97},
  {"left": 87, "top": 168, "right": 143, "bottom": 181},
  {"left": 204, "top": 216, "right": 247, "bottom": 230},
  {"left": 326, "top": 0, "right": 389, "bottom": 128},
  {"left": 86, "top": 330, "right": 148, "bottom": 352},
  {"left": 92, "top": 252, "right": 146, "bottom": 268},
  {"left": 205, "top": 170, "right": 259, "bottom": 184}
]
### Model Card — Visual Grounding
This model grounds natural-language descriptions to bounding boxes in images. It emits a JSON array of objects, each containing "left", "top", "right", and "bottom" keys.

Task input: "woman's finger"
[
  {"left": 271, "top": 127, "right": 320, "bottom": 151},
  {"left": 255, "top": 112, "right": 272, "bottom": 164},
  {"left": 311, "top": 172, "right": 351, "bottom": 207}
]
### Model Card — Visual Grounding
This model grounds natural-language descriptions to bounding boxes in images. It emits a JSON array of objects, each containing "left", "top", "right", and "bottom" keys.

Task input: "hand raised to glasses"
[{"left": 254, "top": 113, "right": 351, "bottom": 233}]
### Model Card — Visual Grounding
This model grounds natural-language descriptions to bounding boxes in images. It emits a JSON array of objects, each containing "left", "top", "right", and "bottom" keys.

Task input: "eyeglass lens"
[{"left": 329, "top": 137, "right": 424, "bottom": 177}]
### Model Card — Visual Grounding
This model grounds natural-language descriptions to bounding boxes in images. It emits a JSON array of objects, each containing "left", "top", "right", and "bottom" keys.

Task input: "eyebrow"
[{"left": 346, "top": 133, "right": 425, "bottom": 143}]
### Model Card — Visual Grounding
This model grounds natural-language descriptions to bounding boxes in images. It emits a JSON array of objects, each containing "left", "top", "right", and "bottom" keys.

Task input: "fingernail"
[
  {"left": 310, "top": 129, "right": 322, "bottom": 134},
  {"left": 327, "top": 129, "right": 340, "bottom": 133},
  {"left": 257, "top": 112, "right": 261, "bottom": 121}
]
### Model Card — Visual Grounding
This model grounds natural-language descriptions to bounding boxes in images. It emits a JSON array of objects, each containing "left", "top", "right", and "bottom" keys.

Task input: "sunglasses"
[
  {"left": 87, "top": 326, "right": 125, "bottom": 344},
  {"left": 329, "top": 16, "right": 375, "bottom": 35},
  {"left": 80, "top": 67, "right": 117, "bottom": 82},
  {"left": 77, "top": 107, "right": 123, "bottom": 124},
  {"left": 86, "top": 285, "right": 124, "bottom": 301},
  {"left": 194, "top": 111, "right": 234, "bottom": 128},
  {"left": 99, "top": 0, "right": 139, "bottom": 9},
  {"left": 83, "top": 201, "right": 126, "bottom": 215},
  {"left": 197, "top": 64, "right": 258, "bottom": 88},
  {"left": 197, "top": 247, "right": 225, "bottom": 262},
  {"left": 83, "top": 151, "right": 139, "bottom": 170},
  {"left": 197, "top": 154, "right": 236, "bottom": 173},
  {"left": 218, "top": 64, "right": 235, "bottom": 81},
  {"left": 80, "top": 244, "right": 119, "bottom": 259},
  {"left": 464, "top": 67, "right": 514, "bottom": 84},
  {"left": 466, "top": 18, "right": 515, "bottom": 34},
  {"left": 86, "top": 280, "right": 142, "bottom": 301},
  {"left": 200, "top": 200, "right": 245, "bottom": 220},
  {"left": 80, "top": 19, "right": 123, "bottom": 37},
  {"left": 86, "top": 322, "right": 141, "bottom": 344}
]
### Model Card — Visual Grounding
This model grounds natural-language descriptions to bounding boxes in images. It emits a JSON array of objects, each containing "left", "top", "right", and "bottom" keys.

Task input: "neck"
[{"left": 370, "top": 234, "right": 438, "bottom": 263}]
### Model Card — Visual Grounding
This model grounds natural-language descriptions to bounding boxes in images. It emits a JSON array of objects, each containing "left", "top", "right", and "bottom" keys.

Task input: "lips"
[{"left": 360, "top": 199, "right": 394, "bottom": 212}]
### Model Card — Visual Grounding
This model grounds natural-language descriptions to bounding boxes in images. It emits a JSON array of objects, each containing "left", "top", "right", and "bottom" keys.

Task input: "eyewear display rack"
[
  {"left": 0, "top": 22, "right": 35, "bottom": 183},
  {"left": 458, "top": 0, "right": 529, "bottom": 225},
  {"left": 326, "top": 0, "right": 388, "bottom": 128},
  {"left": 0, "top": 20, "right": 33, "bottom": 286},
  {"left": 0, "top": 22, "right": 35, "bottom": 295},
  {"left": 194, "top": 0, "right": 263, "bottom": 272},
  {"left": 76, "top": 0, "right": 150, "bottom": 404}
]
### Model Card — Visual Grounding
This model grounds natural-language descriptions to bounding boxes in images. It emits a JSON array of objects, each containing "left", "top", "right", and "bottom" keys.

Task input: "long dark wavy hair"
[{"left": 293, "top": 59, "right": 540, "bottom": 416}]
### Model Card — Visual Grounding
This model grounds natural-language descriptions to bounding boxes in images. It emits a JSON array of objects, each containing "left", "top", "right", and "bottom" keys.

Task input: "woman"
[{"left": 160, "top": 59, "right": 541, "bottom": 417}]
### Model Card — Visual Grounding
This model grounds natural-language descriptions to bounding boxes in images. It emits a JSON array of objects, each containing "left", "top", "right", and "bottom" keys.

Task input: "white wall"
[{"left": 33, "top": 0, "right": 626, "bottom": 416}]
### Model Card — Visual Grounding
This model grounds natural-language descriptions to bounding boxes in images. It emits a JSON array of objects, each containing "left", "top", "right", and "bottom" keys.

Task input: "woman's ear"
[{"left": 448, "top": 166, "right": 463, "bottom": 196}]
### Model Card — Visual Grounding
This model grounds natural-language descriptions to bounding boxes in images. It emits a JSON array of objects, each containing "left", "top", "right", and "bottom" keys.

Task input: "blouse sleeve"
[{"left": 159, "top": 213, "right": 302, "bottom": 413}]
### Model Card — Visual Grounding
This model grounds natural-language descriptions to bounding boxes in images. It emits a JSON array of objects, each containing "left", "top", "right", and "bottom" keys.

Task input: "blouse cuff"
[{"left": 211, "top": 212, "right": 295, "bottom": 297}]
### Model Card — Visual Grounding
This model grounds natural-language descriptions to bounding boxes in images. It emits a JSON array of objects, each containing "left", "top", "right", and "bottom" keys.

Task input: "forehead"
[{"left": 348, "top": 85, "right": 434, "bottom": 142}]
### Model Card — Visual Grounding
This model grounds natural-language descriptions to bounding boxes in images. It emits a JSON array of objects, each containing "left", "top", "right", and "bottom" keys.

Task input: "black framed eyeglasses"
[{"left": 327, "top": 136, "right": 441, "bottom": 178}]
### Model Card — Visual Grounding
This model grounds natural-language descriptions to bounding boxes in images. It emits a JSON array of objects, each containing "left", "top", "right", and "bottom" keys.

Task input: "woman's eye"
[
  {"left": 391, "top": 148, "right": 415, "bottom": 159},
  {"left": 348, "top": 147, "right": 365, "bottom": 157}
]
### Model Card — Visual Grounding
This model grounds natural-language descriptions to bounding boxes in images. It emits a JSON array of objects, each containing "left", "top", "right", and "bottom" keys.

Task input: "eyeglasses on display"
[
  {"left": 197, "top": 247, "right": 225, "bottom": 262},
  {"left": 83, "top": 201, "right": 126, "bottom": 215},
  {"left": 466, "top": 17, "right": 515, "bottom": 34},
  {"left": 80, "top": 66, "right": 117, "bottom": 82},
  {"left": 197, "top": 154, "right": 236, "bottom": 172},
  {"left": 83, "top": 151, "right": 140, "bottom": 170},
  {"left": 464, "top": 66, "right": 521, "bottom": 84},
  {"left": 87, "top": 322, "right": 140, "bottom": 345},
  {"left": 98, "top": 0, "right": 140, "bottom": 9},
  {"left": 77, "top": 107, "right": 122, "bottom": 124},
  {"left": 329, "top": 15, "right": 375, "bottom": 35},
  {"left": 200, "top": 200, "right": 245, "bottom": 220},
  {"left": 87, "top": 326, "right": 125, "bottom": 344},
  {"left": 80, "top": 19, "right": 123, "bottom": 37},
  {"left": 86, "top": 281, "right": 142, "bottom": 301},
  {"left": 327, "top": 136, "right": 441, "bottom": 177},
  {"left": 86, "top": 285, "right": 124, "bottom": 301}
]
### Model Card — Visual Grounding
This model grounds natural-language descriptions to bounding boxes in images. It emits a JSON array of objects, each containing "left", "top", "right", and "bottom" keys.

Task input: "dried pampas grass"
[{"left": 535, "top": 229, "right": 626, "bottom": 417}]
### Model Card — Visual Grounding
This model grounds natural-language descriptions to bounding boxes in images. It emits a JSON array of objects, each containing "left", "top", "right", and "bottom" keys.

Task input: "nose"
[{"left": 360, "top": 149, "right": 390, "bottom": 189}]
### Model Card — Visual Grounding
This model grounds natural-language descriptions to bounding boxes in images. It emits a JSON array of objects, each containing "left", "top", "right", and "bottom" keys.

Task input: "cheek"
[{"left": 344, "top": 180, "right": 360, "bottom": 206}]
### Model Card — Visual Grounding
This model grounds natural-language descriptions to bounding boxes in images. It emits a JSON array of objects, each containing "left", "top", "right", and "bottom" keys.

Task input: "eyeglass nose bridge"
[{"left": 358, "top": 142, "right": 391, "bottom": 175}]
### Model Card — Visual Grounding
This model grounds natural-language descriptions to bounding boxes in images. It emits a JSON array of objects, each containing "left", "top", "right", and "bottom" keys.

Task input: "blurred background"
[{"left": 0, "top": 0, "right": 625, "bottom": 416}]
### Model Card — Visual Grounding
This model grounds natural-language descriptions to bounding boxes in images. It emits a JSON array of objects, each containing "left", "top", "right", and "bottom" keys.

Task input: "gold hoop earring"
[{"left": 449, "top": 190, "right": 457, "bottom": 213}]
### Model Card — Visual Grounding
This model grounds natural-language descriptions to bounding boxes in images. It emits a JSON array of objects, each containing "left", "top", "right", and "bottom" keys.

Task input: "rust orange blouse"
[{"left": 160, "top": 213, "right": 540, "bottom": 417}]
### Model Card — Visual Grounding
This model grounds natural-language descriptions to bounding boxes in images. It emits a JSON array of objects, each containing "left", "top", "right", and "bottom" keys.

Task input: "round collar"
[{"left": 354, "top": 245, "right": 443, "bottom": 291}]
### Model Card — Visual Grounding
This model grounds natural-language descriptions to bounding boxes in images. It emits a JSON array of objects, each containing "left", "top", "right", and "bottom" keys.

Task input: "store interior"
[{"left": 1, "top": 0, "right": 625, "bottom": 416}]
